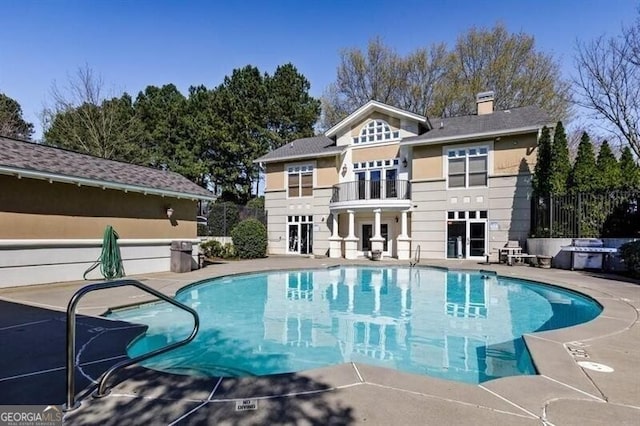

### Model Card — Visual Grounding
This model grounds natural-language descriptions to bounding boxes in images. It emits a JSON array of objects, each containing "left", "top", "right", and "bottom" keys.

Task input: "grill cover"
[{"left": 572, "top": 239, "right": 604, "bottom": 247}]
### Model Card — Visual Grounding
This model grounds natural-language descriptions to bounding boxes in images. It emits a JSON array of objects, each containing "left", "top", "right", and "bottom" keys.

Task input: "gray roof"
[
  {"left": 403, "top": 106, "right": 551, "bottom": 144},
  {"left": 256, "top": 106, "right": 550, "bottom": 162},
  {"left": 0, "top": 137, "right": 214, "bottom": 200},
  {"left": 255, "top": 135, "right": 342, "bottom": 163}
]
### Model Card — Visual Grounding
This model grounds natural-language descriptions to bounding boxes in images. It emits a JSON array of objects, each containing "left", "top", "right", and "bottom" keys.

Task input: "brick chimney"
[{"left": 476, "top": 91, "right": 494, "bottom": 115}]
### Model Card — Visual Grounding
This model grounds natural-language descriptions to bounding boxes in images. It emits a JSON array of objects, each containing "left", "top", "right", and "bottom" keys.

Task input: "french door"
[
  {"left": 361, "top": 224, "right": 389, "bottom": 252},
  {"left": 468, "top": 221, "right": 486, "bottom": 258},
  {"left": 446, "top": 216, "right": 487, "bottom": 259},
  {"left": 288, "top": 215, "right": 313, "bottom": 255}
]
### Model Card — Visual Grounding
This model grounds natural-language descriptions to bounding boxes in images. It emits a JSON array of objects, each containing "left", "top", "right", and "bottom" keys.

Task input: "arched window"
[{"left": 352, "top": 120, "right": 400, "bottom": 144}]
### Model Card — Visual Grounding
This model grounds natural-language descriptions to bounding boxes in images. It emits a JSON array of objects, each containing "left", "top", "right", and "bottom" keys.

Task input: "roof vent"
[{"left": 476, "top": 91, "right": 494, "bottom": 115}]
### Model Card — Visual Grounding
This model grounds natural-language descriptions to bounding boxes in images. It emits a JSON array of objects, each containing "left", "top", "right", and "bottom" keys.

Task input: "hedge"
[{"left": 231, "top": 219, "right": 267, "bottom": 259}]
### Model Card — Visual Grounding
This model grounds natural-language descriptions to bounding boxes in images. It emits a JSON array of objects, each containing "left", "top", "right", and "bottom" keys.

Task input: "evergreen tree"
[
  {"left": 265, "top": 63, "right": 321, "bottom": 149},
  {"left": 569, "top": 132, "right": 598, "bottom": 192},
  {"left": 595, "top": 140, "right": 622, "bottom": 190},
  {"left": 0, "top": 93, "right": 34, "bottom": 139},
  {"left": 549, "top": 121, "right": 571, "bottom": 195},
  {"left": 619, "top": 146, "right": 640, "bottom": 190},
  {"left": 532, "top": 126, "right": 552, "bottom": 196}
]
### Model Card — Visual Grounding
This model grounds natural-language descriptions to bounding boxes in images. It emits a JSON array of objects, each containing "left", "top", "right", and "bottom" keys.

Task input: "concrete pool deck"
[{"left": 0, "top": 256, "right": 638, "bottom": 425}]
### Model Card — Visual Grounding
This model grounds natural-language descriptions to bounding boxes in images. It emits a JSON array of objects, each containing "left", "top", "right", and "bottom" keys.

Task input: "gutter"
[
  {"left": 0, "top": 166, "right": 215, "bottom": 201},
  {"left": 400, "top": 125, "right": 544, "bottom": 146},
  {"left": 254, "top": 149, "right": 344, "bottom": 164}
]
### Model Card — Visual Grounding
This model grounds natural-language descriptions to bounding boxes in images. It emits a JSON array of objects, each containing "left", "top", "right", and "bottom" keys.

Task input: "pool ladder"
[
  {"left": 410, "top": 244, "right": 421, "bottom": 267},
  {"left": 63, "top": 279, "right": 200, "bottom": 412}
]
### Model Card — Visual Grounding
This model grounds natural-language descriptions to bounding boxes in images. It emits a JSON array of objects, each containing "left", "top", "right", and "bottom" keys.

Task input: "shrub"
[
  {"left": 221, "top": 242, "right": 238, "bottom": 259},
  {"left": 620, "top": 240, "right": 640, "bottom": 277},
  {"left": 200, "top": 239, "right": 223, "bottom": 258},
  {"left": 231, "top": 219, "right": 267, "bottom": 259}
]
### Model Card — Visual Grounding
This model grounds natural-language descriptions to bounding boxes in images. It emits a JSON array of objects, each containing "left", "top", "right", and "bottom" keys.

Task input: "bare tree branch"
[
  {"left": 574, "top": 21, "right": 640, "bottom": 158},
  {"left": 42, "top": 65, "right": 144, "bottom": 163}
]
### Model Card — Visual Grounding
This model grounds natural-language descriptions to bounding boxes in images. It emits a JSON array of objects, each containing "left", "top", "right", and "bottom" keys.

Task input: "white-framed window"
[
  {"left": 352, "top": 119, "right": 400, "bottom": 144},
  {"left": 287, "top": 164, "right": 313, "bottom": 197},
  {"left": 447, "top": 146, "right": 488, "bottom": 188},
  {"left": 353, "top": 158, "right": 399, "bottom": 170}
]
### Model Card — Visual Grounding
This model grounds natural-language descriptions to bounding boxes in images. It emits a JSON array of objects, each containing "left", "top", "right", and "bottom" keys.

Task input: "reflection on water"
[{"left": 108, "top": 267, "right": 601, "bottom": 384}]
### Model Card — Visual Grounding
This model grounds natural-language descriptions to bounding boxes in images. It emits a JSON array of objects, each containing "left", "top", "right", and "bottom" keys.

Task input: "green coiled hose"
[{"left": 83, "top": 225, "right": 125, "bottom": 280}]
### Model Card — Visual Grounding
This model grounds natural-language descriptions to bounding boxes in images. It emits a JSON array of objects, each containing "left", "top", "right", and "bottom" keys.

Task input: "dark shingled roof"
[
  {"left": 255, "top": 135, "right": 342, "bottom": 163},
  {"left": 256, "top": 106, "right": 550, "bottom": 161},
  {"left": 403, "top": 106, "right": 551, "bottom": 144},
  {"left": 0, "top": 137, "right": 214, "bottom": 199}
]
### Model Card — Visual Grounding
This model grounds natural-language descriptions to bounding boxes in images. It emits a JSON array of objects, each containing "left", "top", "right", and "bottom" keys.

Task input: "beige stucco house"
[
  {"left": 256, "top": 93, "right": 551, "bottom": 261},
  {"left": 0, "top": 136, "right": 215, "bottom": 287}
]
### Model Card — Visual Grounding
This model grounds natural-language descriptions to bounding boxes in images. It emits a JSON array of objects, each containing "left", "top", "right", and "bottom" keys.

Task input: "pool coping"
[
  {"left": 1, "top": 256, "right": 638, "bottom": 425},
  {"left": 100, "top": 263, "right": 628, "bottom": 404}
]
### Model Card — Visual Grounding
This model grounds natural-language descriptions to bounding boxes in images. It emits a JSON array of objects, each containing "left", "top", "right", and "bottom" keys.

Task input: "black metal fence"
[
  {"left": 531, "top": 191, "right": 640, "bottom": 238},
  {"left": 198, "top": 204, "right": 267, "bottom": 237}
]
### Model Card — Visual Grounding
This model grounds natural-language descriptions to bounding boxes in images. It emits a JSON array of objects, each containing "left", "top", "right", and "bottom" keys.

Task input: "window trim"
[
  {"left": 443, "top": 142, "right": 493, "bottom": 190},
  {"left": 285, "top": 162, "right": 315, "bottom": 199},
  {"left": 352, "top": 119, "right": 400, "bottom": 145}
]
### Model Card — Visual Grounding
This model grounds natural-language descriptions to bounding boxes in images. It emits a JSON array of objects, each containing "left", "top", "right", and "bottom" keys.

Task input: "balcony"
[{"left": 330, "top": 180, "right": 411, "bottom": 208}]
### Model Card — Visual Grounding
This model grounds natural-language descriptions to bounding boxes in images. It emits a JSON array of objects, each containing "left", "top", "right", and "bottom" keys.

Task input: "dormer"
[{"left": 325, "top": 100, "right": 429, "bottom": 147}]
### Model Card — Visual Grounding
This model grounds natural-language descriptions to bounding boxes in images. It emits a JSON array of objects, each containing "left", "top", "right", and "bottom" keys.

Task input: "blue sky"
[{"left": 0, "top": 0, "right": 636, "bottom": 139}]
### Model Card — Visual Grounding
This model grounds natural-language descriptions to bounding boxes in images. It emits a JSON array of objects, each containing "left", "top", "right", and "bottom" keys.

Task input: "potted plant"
[
  {"left": 371, "top": 250, "right": 382, "bottom": 261},
  {"left": 537, "top": 255, "right": 552, "bottom": 268}
]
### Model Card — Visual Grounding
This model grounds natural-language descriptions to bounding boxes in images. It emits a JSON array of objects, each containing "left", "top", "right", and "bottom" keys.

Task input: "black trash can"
[{"left": 170, "top": 240, "right": 193, "bottom": 273}]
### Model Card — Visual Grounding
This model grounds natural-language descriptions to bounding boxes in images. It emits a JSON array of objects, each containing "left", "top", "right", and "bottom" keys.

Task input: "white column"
[
  {"left": 373, "top": 208, "right": 382, "bottom": 239},
  {"left": 370, "top": 208, "right": 385, "bottom": 257},
  {"left": 396, "top": 209, "right": 412, "bottom": 260},
  {"left": 344, "top": 210, "right": 359, "bottom": 260},
  {"left": 331, "top": 213, "right": 339, "bottom": 238},
  {"left": 329, "top": 212, "right": 342, "bottom": 258},
  {"left": 347, "top": 210, "right": 356, "bottom": 238},
  {"left": 400, "top": 210, "right": 408, "bottom": 238}
]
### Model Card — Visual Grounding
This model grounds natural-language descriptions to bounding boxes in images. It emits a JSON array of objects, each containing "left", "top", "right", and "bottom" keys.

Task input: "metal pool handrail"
[
  {"left": 410, "top": 244, "right": 421, "bottom": 267},
  {"left": 63, "top": 279, "right": 200, "bottom": 411}
]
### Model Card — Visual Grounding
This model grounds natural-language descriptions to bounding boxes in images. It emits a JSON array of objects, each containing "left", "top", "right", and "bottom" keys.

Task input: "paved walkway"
[{"left": 0, "top": 257, "right": 638, "bottom": 425}]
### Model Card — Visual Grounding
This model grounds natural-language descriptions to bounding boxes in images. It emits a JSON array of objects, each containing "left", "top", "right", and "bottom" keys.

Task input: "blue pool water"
[{"left": 107, "top": 267, "right": 601, "bottom": 384}]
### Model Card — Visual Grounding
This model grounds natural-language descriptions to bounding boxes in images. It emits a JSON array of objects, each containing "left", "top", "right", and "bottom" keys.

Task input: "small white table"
[{"left": 498, "top": 247, "right": 522, "bottom": 264}]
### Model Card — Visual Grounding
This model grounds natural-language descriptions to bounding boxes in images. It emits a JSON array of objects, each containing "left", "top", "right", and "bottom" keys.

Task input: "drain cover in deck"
[{"left": 577, "top": 361, "right": 614, "bottom": 372}]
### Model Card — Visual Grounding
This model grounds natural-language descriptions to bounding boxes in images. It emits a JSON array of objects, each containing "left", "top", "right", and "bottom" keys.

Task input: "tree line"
[
  {"left": 321, "top": 24, "right": 571, "bottom": 129},
  {"left": 533, "top": 122, "right": 640, "bottom": 197},
  {"left": 1, "top": 20, "right": 639, "bottom": 203},
  {"left": 40, "top": 64, "right": 320, "bottom": 204}
]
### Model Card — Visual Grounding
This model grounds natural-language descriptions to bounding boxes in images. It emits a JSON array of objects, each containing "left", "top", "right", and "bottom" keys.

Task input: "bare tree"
[
  {"left": 320, "top": 38, "right": 449, "bottom": 129},
  {"left": 574, "top": 19, "right": 640, "bottom": 158},
  {"left": 436, "top": 24, "right": 571, "bottom": 120},
  {"left": 42, "top": 65, "right": 144, "bottom": 162},
  {"left": 321, "top": 25, "right": 570, "bottom": 129}
]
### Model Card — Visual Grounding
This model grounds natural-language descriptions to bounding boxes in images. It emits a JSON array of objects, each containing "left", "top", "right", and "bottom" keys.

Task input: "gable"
[
  {"left": 326, "top": 100, "right": 426, "bottom": 141},
  {"left": 350, "top": 113, "right": 401, "bottom": 138}
]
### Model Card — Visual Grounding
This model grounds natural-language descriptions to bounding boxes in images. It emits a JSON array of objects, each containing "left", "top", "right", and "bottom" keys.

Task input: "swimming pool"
[{"left": 107, "top": 267, "right": 602, "bottom": 384}]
